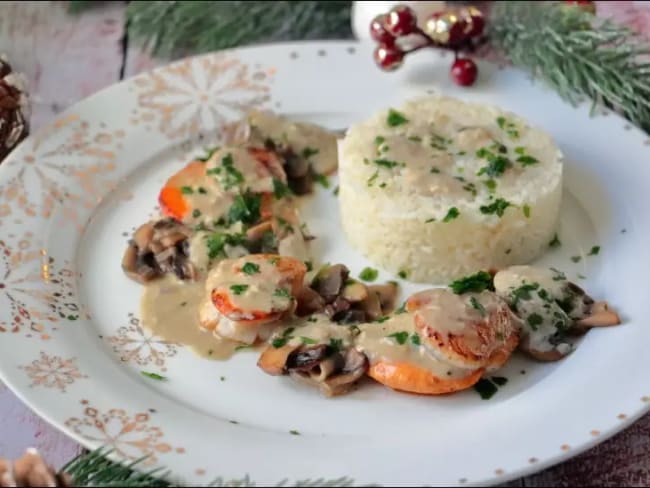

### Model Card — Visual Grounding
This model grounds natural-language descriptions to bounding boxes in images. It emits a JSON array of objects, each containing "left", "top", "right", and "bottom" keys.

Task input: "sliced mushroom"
[
  {"left": 341, "top": 281, "right": 368, "bottom": 303},
  {"left": 367, "top": 282, "right": 398, "bottom": 314},
  {"left": 286, "top": 344, "right": 330, "bottom": 372},
  {"left": 122, "top": 219, "right": 196, "bottom": 283},
  {"left": 287, "top": 346, "right": 369, "bottom": 397},
  {"left": 246, "top": 220, "right": 273, "bottom": 242},
  {"left": 257, "top": 344, "right": 300, "bottom": 376},
  {"left": 295, "top": 286, "right": 326, "bottom": 316},
  {"left": 324, "top": 296, "right": 351, "bottom": 318},
  {"left": 519, "top": 345, "right": 572, "bottom": 362},
  {"left": 359, "top": 289, "right": 383, "bottom": 321},
  {"left": 334, "top": 309, "right": 367, "bottom": 325},
  {"left": 574, "top": 301, "right": 621, "bottom": 332},
  {"left": 312, "top": 264, "right": 349, "bottom": 303}
]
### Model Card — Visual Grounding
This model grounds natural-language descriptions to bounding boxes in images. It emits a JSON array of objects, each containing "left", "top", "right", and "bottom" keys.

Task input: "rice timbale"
[{"left": 338, "top": 96, "right": 563, "bottom": 283}]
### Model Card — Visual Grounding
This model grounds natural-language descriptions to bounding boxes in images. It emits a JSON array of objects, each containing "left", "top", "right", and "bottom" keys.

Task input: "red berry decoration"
[
  {"left": 450, "top": 58, "right": 478, "bottom": 86},
  {"left": 370, "top": 14, "right": 394, "bottom": 43},
  {"left": 564, "top": 0, "right": 596, "bottom": 14},
  {"left": 374, "top": 45, "right": 404, "bottom": 71},
  {"left": 384, "top": 5, "right": 418, "bottom": 36},
  {"left": 369, "top": 4, "right": 484, "bottom": 87}
]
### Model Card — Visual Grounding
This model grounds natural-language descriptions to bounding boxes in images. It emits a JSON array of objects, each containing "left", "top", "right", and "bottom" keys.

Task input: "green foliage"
[
  {"left": 126, "top": 1, "right": 353, "bottom": 57},
  {"left": 489, "top": 1, "right": 650, "bottom": 132}
]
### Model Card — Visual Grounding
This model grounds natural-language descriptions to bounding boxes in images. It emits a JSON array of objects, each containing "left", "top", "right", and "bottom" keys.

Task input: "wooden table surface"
[{"left": 1, "top": 1, "right": 650, "bottom": 485}]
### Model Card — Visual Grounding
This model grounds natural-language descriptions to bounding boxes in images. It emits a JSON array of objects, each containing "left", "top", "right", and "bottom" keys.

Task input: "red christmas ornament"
[
  {"left": 370, "top": 14, "right": 394, "bottom": 43},
  {"left": 384, "top": 5, "right": 418, "bottom": 36},
  {"left": 450, "top": 58, "right": 478, "bottom": 86},
  {"left": 374, "top": 44, "right": 404, "bottom": 71},
  {"left": 369, "top": 4, "right": 484, "bottom": 87},
  {"left": 564, "top": 0, "right": 596, "bottom": 14}
]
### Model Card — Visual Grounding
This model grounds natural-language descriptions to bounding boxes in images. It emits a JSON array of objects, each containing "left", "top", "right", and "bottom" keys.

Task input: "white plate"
[{"left": 0, "top": 41, "right": 649, "bottom": 487}]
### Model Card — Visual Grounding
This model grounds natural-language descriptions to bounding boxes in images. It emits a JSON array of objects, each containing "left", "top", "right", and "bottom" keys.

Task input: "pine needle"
[
  {"left": 126, "top": 1, "right": 353, "bottom": 58},
  {"left": 489, "top": 1, "right": 650, "bottom": 132}
]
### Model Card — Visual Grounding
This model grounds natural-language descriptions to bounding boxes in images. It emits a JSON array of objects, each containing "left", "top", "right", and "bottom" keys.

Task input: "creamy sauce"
[
  {"left": 494, "top": 265, "right": 573, "bottom": 354},
  {"left": 247, "top": 110, "right": 338, "bottom": 175},
  {"left": 140, "top": 276, "right": 245, "bottom": 359}
]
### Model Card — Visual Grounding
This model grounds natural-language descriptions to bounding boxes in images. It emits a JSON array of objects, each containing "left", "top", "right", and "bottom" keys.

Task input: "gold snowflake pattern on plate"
[
  {"left": 65, "top": 402, "right": 181, "bottom": 464},
  {"left": 0, "top": 114, "right": 124, "bottom": 229},
  {"left": 104, "top": 313, "right": 180, "bottom": 372},
  {"left": 19, "top": 351, "right": 87, "bottom": 392},
  {"left": 131, "top": 54, "right": 274, "bottom": 139},
  {"left": 0, "top": 234, "right": 86, "bottom": 338}
]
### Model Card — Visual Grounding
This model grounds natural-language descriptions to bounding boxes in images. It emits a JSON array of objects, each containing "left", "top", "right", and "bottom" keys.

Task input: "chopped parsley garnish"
[
  {"left": 527, "top": 313, "right": 544, "bottom": 330},
  {"left": 496, "top": 116, "right": 519, "bottom": 138},
  {"left": 491, "top": 376, "right": 508, "bottom": 386},
  {"left": 206, "top": 232, "right": 246, "bottom": 260},
  {"left": 550, "top": 267, "right": 567, "bottom": 281},
  {"left": 395, "top": 302, "right": 407, "bottom": 314},
  {"left": 425, "top": 217, "right": 436, "bottom": 223},
  {"left": 375, "top": 316, "right": 390, "bottom": 323},
  {"left": 449, "top": 271, "right": 494, "bottom": 294},
  {"left": 367, "top": 170, "right": 379, "bottom": 186},
  {"left": 571, "top": 255, "right": 582, "bottom": 263},
  {"left": 474, "top": 378, "right": 498, "bottom": 400},
  {"left": 198, "top": 187, "right": 207, "bottom": 194},
  {"left": 477, "top": 152, "right": 512, "bottom": 178},
  {"left": 387, "top": 108, "right": 408, "bottom": 127},
  {"left": 227, "top": 191, "right": 261, "bottom": 225},
  {"left": 289, "top": 430, "right": 301, "bottom": 436},
  {"left": 430, "top": 167, "right": 441, "bottom": 174},
  {"left": 219, "top": 153, "right": 245, "bottom": 189},
  {"left": 269, "top": 256, "right": 280, "bottom": 265},
  {"left": 410, "top": 333, "right": 421, "bottom": 346},
  {"left": 480, "top": 198, "right": 511, "bottom": 217},
  {"left": 220, "top": 376, "right": 226, "bottom": 382},
  {"left": 302, "top": 147, "right": 319, "bottom": 159},
  {"left": 359, "top": 267, "right": 379, "bottom": 282},
  {"left": 312, "top": 172, "right": 330, "bottom": 188},
  {"left": 329, "top": 338, "right": 343, "bottom": 351},
  {"left": 523, "top": 204, "right": 531, "bottom": 218},
  {"left": 463, "top": 182, "right": 477, "bottom": 196},
  {"left": 443, "top": 207, "right": 460, "bottom": 222},
  {"left": 588, "top": 245, "right": 600, "bottom": 256},
  {"left": 374, "top": 158, "right": 402, "bottom": 169},
  {"left": 272, "top": 327, "right": 295, "bottom": 348},
  {"left": 517, "top": 155, "right": 538, "bottom": 166},
  {"left": 549, "top": 234, "right": 561, "bottom": 248},
  {"left": 274, "top": 287, "right": 291, "bottom": 299},
  {"left": 192, "top": 209, "right": 202, "bottom": 219},
  {"left": 141, "top": 371, "right": 166, "bottom": 381},
  {"left": 374, "top": 135, "right": 386, "bottom": 146},
  {"left": 196, "top": 146, "right": 219, "bottom": 162},
  {"left": 235, "top": 345, "right": 253, "bottom": 351},
  {"left": 483, "top": 179, "right": 497, "bottom": 192},
  {"left": 333, "top": 186, "right": 339, "bottom": 196},
  {"left": 398, "top": 269, "right": 409, "bottom": 280},
  {"left": 387, "top": 331, "right": 409, "bottom": 345},
  {"left": 241, "top": 262, "right": 260, "bottom": 275},
  {"left": 272, "top": 178, "right": 292, "bottom": 199},
  {"left": 230, "top": 284, "right": 249, "bottom": 295},
  {"left": 408, "top": 135, "right": 422, "bottom": 142},
  {"left": 577, "top": 273, "right": 587, "bottom": 280},
  {"left": 181, "top": 186, "right": 194, "bottom": 194},
  {"left": 469, "top": 296, "right": 486, "bottom": 316},
  {"left": 305, "top": 260, "right": 313, "bottom": 271},
  {"left": 300, "top": 337, "right": 317, "bottom": 345}
]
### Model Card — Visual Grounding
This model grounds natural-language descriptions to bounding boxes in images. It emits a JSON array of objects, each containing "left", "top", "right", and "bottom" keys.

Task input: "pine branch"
[
  {"left": 126, "top": 1, "right": 353, "bottom": 58},
  {"left": 488, "top": 1, "right": 650, "bottom": 132}
]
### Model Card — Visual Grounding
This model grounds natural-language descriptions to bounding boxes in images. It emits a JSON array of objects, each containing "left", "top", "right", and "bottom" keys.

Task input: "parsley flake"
[
  {"left": 302, "top": 147, "right": 319, "bottom": 159},
  {"left": 141, "top": 371, "right": 166, "bottom": 381},
  {"left": 449, "top": 271, "right": 494, "bottom": 294},
  {"left": 469, "top": 296, "right": 486, "bottom": 316},
  {"left": 273, "top": 178, "right": 292, "bottom": 199},
  {"left": 443, "top": 207, "right": 460, "bottom": 222},
  {"left": 181, "top": 186, "right": 194, "bottom": 194},
  {"left": 527, "top": 313, "right": 544, "bottom": 330},
  {"left": 274, "top": 288, "right": 291, "bottom": 299},
  {"left": 549, "top": 234, "right": 561, "bottom": 248},
  {"left": 387, "top": 331, "right": 409, "bottom": 345},
  {"left": 588, "top": 245, "right": 600, "bottom": 256},
  {"left": 387, "top": 109, "right": 408, "bottom": 127},
  {"left": 374, "top": 158, "right": 402, "bottom": 169},
  {"left": 480, "top": 198, "right": 511, "bottom": 217},
  {"left": 523, "top": 204, "right": 531, "bottom": 218},
  {"left": 410, "top": 333, "right": 421, "bottom": 346},
  {"left": 571, "top": 255, "right": 582, "bottom": 263},
  {"left": 398, "top": 269, "right": 410, "bottom": 280},
  {"left": 241, "top": 262, "right": 260, "bottom": 275},
  {"left": 359, "top": 267, "right": 379, "bottom": 282},
  {"left": 230, "top": 284, "right": 249, "bottom": 295}
]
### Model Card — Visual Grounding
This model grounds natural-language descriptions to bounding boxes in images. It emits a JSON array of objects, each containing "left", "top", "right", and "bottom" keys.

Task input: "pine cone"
[
  {"left": 0, "top": 54, "right": 30, "bottom": 163},
  {"left": 0, "top": 448, "right": 72, "bottom": 487}
]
